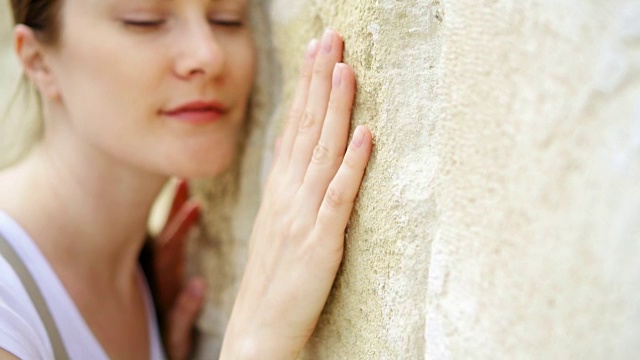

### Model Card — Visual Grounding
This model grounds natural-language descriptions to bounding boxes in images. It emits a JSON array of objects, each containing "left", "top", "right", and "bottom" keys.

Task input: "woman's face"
[{"left": 43, "top": 0, "right": 256, "bottom": 177}]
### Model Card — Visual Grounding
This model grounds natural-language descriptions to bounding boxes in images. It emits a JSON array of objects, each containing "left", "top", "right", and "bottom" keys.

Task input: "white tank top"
[{"left": 0, "top": 210, "right": 166, "bottom": 359}]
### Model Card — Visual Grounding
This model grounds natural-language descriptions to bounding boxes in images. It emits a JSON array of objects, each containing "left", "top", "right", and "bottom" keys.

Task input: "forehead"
[
  {"left": 61, "top": 0, "right": 249, "bottom": 20},
  {"left": 73, "top": 0, "right": 249, "bottom": 11},
  {"left": 94, "top": 0, "right": 249, "bottom": 5}
]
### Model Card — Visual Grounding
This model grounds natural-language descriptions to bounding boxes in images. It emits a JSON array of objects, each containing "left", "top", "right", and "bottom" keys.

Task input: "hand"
[
  {"left": 221, "top": 29, "right": 373, "bottom": 358},
  {"left": 153, "top": 180, "right": 206, "bottom": 360}
]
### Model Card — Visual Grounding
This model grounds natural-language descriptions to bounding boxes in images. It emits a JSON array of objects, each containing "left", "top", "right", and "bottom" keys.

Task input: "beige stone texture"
[
  {"left": 430, "top": 1, "right": 640, "bottom": 358},
  {"left": 2, "top": 0, "right": 640, "bottom": 359}
]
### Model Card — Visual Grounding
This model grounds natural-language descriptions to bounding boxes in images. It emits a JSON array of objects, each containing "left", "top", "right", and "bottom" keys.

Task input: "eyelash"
[
  {"left": 210, "top": 19, "right": 244, "bottom": 28},
  {"left": 123, "top": 20, "right": 166, "bottom": 28},
  {"left": 122, "top": 19, "right": 244, "bottom": 29}
]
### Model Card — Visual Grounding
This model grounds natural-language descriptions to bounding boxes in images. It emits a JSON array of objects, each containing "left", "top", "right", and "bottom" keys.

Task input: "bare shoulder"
[{"left": 0, "top": 348, "right": 19, "bottom": 360}]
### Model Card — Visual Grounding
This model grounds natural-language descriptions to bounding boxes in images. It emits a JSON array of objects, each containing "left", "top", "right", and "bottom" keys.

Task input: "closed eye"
[
  {"left": 209, "top": 19, "right": 244, "bottom": 28},
  {"left": 122, "top": 20, "right": 166, "bottom": 28}
]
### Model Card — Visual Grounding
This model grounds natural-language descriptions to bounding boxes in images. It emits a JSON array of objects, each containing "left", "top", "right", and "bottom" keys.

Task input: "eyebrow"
[
  {"left": 209, "top": 0, "right": 249, "bottom": 4},
  {"left": 120, "top": 0, "right": 247, "bottom": 4}
]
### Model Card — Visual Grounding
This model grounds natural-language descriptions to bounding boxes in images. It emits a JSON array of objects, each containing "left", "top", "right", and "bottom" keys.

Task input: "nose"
[{"left": 173, "top": 21, "right": 225, "bottom": 80}]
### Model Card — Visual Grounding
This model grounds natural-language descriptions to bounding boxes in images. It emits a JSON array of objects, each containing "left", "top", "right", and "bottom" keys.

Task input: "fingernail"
[
  {"left": 332, "top": 63, "right": 343, "bottom": 88},
  {"left": 306, "top": 38, "right": 319, "bottom": 61},
  {"left": 321, "top": 29, "right": 333, "bottom": 53},
  {"left": 351, "top": 126, "right": 365, "bottom": 148}
]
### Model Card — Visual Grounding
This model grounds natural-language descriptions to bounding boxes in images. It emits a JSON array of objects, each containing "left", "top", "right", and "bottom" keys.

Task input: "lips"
[{"left": 162, "top": 100, "right": 227, "bottom": 124}]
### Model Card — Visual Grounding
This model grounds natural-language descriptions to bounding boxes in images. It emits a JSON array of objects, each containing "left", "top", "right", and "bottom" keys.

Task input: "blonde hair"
[
  {"left": 0, "top": 76, "right": 43, "bottom": 169},
  {"left": 1, "top": 0, "right": 61, "bottom": 168}
]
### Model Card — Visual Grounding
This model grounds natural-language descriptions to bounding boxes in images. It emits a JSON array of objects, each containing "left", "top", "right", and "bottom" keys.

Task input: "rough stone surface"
[
  {"left": 2, "top": 0, "right": 640, "bottom": 358},
  {"left": 431, "top": 1, "right": 640, "bottom": 358}
]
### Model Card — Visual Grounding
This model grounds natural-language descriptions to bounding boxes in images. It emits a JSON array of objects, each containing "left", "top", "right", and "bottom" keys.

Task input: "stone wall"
[
  {"left": 429, "top": 1, "right": 640, "bottom": 358},
  {"left": 2, "top": 0, "right": 639, "bottom": 358}
]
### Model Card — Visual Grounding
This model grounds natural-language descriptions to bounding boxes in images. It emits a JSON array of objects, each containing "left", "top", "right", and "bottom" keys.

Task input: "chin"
[
  {"left": 143, "top": 123, "right": 247, "bottom": 179},
  {"left": 165, "top": 146, "right": 240, "bottom": 179},
  {"left": 176, "top": 161, "right": 236, "bottom": 179}
]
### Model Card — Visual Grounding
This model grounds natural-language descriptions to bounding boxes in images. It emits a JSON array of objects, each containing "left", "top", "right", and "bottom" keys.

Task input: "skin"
[
  {"left": 152, "top": 180, "right": 205, "bottom": 359},
  {"left": 0, "top": 0, "right": 372, "bottom": 358}
]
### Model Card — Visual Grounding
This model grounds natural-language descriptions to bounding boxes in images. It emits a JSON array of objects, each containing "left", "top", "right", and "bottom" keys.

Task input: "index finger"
[{"left": 275, "top": 38, "right": 319, "bottom": 171}]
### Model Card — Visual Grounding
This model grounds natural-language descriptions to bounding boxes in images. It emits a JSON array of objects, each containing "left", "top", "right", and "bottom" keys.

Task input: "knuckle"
[
  {"left": 299, "top": 110, "right": 317, "bottom": 131},
  {"left": 288, "top": 220, "right": 309, "bottom": 240},
  {"left": 311, "top": 142, "right": 332, "bottom": 165},
  {"left": 312, "top": 60, "right": 330, "bottom": 78},
  {"left": 287, "top": 106, "right": 303, "bottom": 125},
  {"left": 301, "top": 65, "right": 313, "bottom": 80},
  {"left": 343, "top": 151, "right": 360, "bottom": 171},
  {"left": 265, "top": 202, "right": 286, "bottom": 225},
  {"left": 325, "top": 186, "right": 347, "bottom": 210},
  {"left": 300, "top": 237, "right": 344, "bottom": 271},
  {"left": 272, "top": 201, "right": 287, "bottom": 219}
]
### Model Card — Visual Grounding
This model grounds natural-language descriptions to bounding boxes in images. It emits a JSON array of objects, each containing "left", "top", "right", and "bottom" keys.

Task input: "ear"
[{"left": 14, "top": 24, "right": 60, "bottom": 100}]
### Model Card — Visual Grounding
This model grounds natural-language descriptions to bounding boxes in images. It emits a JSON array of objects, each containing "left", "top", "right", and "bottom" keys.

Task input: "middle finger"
[{"left": 287, "top": 29, "right": 344, "bottom": 185}]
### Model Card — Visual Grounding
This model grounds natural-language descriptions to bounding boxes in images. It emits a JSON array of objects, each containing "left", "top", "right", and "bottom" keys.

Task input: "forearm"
[{"left": 219, "top": 320, "right": 304, "bottom": 360}]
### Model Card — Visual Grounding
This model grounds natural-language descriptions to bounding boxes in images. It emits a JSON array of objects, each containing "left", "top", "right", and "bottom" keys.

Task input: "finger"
[
  {"left": 300, "top": 63, "right": 355, "bottom": 214},
  {"left": 288, "top": 29, "right": 344, "bottom": 184},
  {"left": 273, "top": 136, "right": 282, "bottom": 163},
  {"left": 156, "top": 200, "right": 200, "bottom": 250},
  {"left": 269, "top": 136, "right": 283, "bottom": 176},
  {"left": 166, "top": 179, "right": 189, "bottom": 224},
  {"left": 154, "top": 200, "right": 200, "bottom": 312},
  {"left": 315, "top": 126, "right": 372, "bottom": 240},
  {"left": 276, "top": 38, "right": 319, "bottom": 170},
  {"left": 167, "top": 278, "right": 206, "bottom": 360}
]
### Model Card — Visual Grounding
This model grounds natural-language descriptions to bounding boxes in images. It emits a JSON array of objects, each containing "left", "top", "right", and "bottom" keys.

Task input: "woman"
[
  {"left": 0, "top": 0, "right": 371, "bottom": 359},
  {"left": 0, "top": 0, "right": 372, "bottom": 359}
]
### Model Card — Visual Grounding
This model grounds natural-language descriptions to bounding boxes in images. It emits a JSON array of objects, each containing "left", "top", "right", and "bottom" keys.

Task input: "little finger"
[{"left": 276, "top": 39, "right": 319, "bottom": 171}]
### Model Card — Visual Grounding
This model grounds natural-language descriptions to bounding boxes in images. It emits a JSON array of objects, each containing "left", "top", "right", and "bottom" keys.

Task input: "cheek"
[
  {"left": 226, "top": 37, "right": 257, "bottom": 97},
  {"left": 54, "top": 37, "right": 164, "bottom": 126},
  {"left": 49, "top": 47, "right": 165, "bottom": 172}
]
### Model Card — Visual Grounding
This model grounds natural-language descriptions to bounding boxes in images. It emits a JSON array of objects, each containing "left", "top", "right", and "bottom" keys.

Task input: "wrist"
[{"left": 220, "top": 319, "right": 302, "bottom": 360}]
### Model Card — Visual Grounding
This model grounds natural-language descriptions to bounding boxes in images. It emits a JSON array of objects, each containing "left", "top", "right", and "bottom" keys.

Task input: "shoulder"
[{"left": 0, "top": 255, "right": 53, "bottom": 359}]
